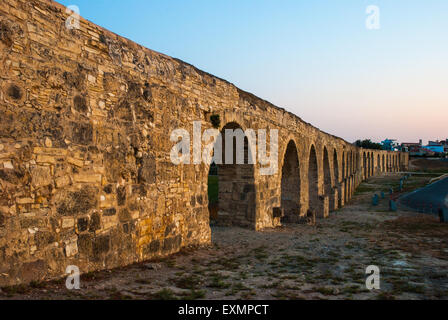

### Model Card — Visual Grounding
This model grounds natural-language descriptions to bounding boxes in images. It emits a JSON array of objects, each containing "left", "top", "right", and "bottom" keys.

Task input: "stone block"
[
  {"left": 61, "top": 217, "right": 75, "bottom": 229},
  {"left": 64, "top": 237, "right": 78, "bottom": 257},
  {"left": 74, "top": 174, "right": 101, "bottom": 184},
  {"left": 55, "top": 175, "right": 70, "bottom": 188},
  {"left": 31, "top": 165, "right": 52, "bottom": 187},
  {"left": 67, "top": 157, "right": 84, "bottom": 168}
]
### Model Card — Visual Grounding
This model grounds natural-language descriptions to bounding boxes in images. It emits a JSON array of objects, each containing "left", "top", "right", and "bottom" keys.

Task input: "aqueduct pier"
[{"left": 0, "top": 0, "right": 408, "bottom": 285}]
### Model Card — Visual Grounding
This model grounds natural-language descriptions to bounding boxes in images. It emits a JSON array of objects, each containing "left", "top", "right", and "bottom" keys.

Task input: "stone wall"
[{"left": 0, "top": 0, "right": 408, "bottom": 286}]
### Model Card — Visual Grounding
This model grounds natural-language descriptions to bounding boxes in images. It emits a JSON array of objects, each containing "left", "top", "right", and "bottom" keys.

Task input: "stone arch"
[
  {"left": 363, "top": 152, "right": 367, "bottom": 179},
  {"left": 346, "top": 152, "right": 350, "bottom": 176},
  {"left": 350, "top": 151, "right": 354, "bottom": 175},
  {"left": 280, "top": 140, "right": 301, "bottom": 222},
  {"left": 370, "top": 153, "right": 374, "bottom": 177},
  {"left": 333, "top": 149, "right": 342, "bottom": 209},
  {"left": 342, "top": 151, "right": 346, "bottom": 179},
  {"left": 323, "top": 147, "right": 332, "bottom": 211},
  {"left": 208, "top": 121, "right": 256, "bottom": 227},
  {"left": 333, "top": 149, "right": 340, "bottom": 184},
  {"left": 344, "top": 174, "right": 350, "bottom": 203},
  {"left": 346, "top": 152, "right": 350, "bottom": 177},
  {"left": 377, "top": 154, "right": 380, "bottom": 174},
  {"left": 367, "top": 152, "right": 371, "bottom": 178},
  {"left": 355, "top": 152, "right": 360, "bottom": 173},
  {"left": 382, "top": 154, "right": 385, "bottom": 172},
  {"left": 308, "top": 145, "right": 319, "bottom": 216},
  {"left": 343, "top": 151, "right": 349, "bottom": 202}
]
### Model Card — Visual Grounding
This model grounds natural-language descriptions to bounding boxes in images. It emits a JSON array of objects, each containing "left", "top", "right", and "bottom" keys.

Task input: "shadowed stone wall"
[{"left": 0, "top": 0, "right": 409, "bottom": 286}]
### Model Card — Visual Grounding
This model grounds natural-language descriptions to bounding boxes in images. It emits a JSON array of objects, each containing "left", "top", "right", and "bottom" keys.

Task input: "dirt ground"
[
  {"left": 1, "top": 174, "right": 447, "bottom": 300},
  {"left": 409, "top": 158, "right": 448, "bottom": 173}
]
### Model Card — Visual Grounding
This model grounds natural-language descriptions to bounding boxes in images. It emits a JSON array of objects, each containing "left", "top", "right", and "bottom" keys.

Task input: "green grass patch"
[
  {"left": 208, "top": 175, "right": 218, "bottom": 204},
  {"left": 151, "top": 288, "right": 178, "bottom": 300}
]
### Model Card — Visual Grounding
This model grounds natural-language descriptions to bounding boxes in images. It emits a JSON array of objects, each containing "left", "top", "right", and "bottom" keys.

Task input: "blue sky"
[{"left": 57, "top": 0, "right": 448, "bottom": 144}]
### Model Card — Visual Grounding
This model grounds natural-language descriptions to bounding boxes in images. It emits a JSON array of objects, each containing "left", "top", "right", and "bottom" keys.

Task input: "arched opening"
[
  {"left": 344, "top": 174, "right": 349, "bottom": 203},
  {"left": 208, "top": 162, "right": 219, "bottom": 221},
  {"left": 208, "top": 122, "right": 256, "bottom": 228},
  {"left": 382, "top": 155, "right": 385, "bottom": 172},
  {"left": 370, "top": 153, "right": 374, "bottom": 176},
  {"left": 280, "top": 141, "right": 301, "bottom": 223},
  {"left": 367, "top": 153, "right": 371, "bottom": 178},
  {"left": 308, "top": 145, "right": 319, "bottom": 216},
  {"left": 350, "top": 152, "right": 354, "bottom": 175},
  {"left": 355, "top": 153, "right": 359, "bottom": 173},
  {"left": 333, "top": 149, "right": 341, "bottom": 209},
  {"left": 323, "top": 147, "right": 332, "bottom": 211},
  {"left": 377, "top": 155, "right": 380, "bottom": 174},
  {"left": 363, "top": 152, "right": 367, "bottom": 179},
  {"left": 346, "top": 152, "right": 350, "bottom": 177},
  {"left": 342, "top": 152, "right": 346, "bottom": 180}
]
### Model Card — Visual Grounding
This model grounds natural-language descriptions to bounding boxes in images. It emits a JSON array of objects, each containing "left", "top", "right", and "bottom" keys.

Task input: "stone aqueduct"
[{"left": 0, "top": 0, "right": 408, "bottom": 285}]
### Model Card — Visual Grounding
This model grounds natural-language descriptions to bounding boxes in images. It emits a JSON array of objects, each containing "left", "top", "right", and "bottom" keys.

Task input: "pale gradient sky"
[{"left": 58, "top": 0, "right": 448, "bottom": 144}]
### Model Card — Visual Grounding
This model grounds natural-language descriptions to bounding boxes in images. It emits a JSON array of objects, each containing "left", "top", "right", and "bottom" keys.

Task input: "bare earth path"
[{"left": 1, "top": 174, "right": 447, "bottom": 300}]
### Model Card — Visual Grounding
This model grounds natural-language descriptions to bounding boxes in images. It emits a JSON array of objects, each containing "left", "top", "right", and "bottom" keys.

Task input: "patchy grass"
[
  {"left": 171, "top": 274, "right": 201, "bottom": 290},
  {"left": 316, "top": 287, "right": 336, "bottom": 296},
  {"left": 151, "top": 288, "right": 178, "bottom": 300},
  {"left": 183, "top": 289, "right": 206, "bottom": 300},
  {"left": 207, "top": 273, "right": 231, "bottom": 289}
]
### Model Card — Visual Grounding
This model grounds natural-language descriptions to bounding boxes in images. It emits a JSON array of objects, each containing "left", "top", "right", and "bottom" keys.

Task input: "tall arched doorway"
[
  {"left": 208, "top": 122, "right": 256, "bottom": 228},
  {"left": 323, "top": 147, "right": 332, "bottom": 211},
  {"left": 308, "top": 145, "right": 319, "bottom": 216},
  {"left": 280, "top": 141, "right": 301, "bottom": 222},
  {"left": 377, "top": 154, "right": 380, "bottom": 174},
  {"left": 334, "top": 149, "right": 341, "bottom": 209}
]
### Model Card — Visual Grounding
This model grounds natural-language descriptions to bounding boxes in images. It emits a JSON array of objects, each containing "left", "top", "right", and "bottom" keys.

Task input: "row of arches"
[
  {"left": 362, "top": 151, "right": 401, "bottom": 179},
  {"left": 207, "top": 121, "right": 403, "bottom": 229}
]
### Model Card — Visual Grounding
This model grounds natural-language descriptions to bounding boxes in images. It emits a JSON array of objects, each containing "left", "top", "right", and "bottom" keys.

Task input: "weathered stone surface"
[
  {"left": 0, "top": 0, "right": 409, "bottom": 286},
  {"left": 56, "top": 187, "right": 98, "bottom": 216}
]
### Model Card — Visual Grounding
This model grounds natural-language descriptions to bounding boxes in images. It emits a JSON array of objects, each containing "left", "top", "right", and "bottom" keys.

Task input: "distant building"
[
  {"left": 381, "top": 139, "right": 398, "bottom": 151},
  {"left": 423, "top": 144, "right": 444, "bottom": 153},
  {"left": 423, "top": 140, "right": 446, "bottom": 154},
  {"left": 435, "top": 139, "right": 448, "bottom": 153},
  {"left": 401, "top": 139, "right": 447, "bottom": 156},
  {"left": 400, "top": 142, "right": 421, "bottom": 153}
]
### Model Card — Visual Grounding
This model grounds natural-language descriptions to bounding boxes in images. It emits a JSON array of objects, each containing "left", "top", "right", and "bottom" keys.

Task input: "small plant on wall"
[{"left": 210, "top": 114, "right": 221, "bottom": 129}]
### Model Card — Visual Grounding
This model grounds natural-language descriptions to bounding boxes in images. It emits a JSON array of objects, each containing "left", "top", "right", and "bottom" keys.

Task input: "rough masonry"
[{"left": 0, "top": 0, "right": 409, "bottom": 286}]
